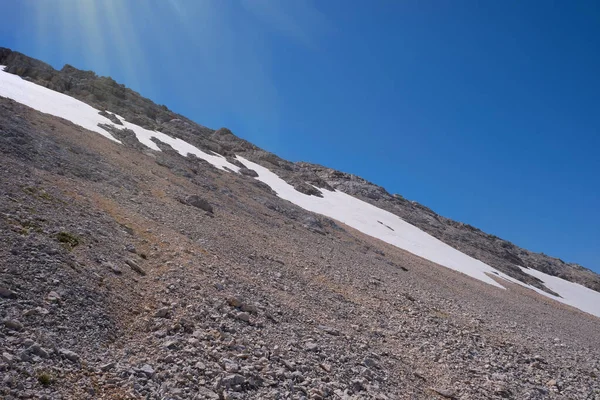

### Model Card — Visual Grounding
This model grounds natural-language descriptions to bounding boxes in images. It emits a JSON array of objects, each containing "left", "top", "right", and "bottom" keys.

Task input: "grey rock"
[
  {"left": 294, "top": 182, "right": 323, "bottom": 197},
  {"left": 46, "top": 291, "right": 61, "bottom": 302},
  {"left": 126, "top": 259, "right": 146, "bottom": 275},
  {"left": 363, "top": 358, "right": 378, "bottom": 369},
  {"left": 491, "top": 373, "right": 506, "bottom": 381},
  {"left": 104, "top": 261, "right": 122, "bottom": 274},
  {"left": 3, "top": 319, "right": 23, "bottom": 331},
  {"left": 221, "top": 374, "right": 245, "bottom": 389},
  {"left": 319, "top": 363, "right": 332, "bottom": 372},
  {"left": 163, "top": 340, "right": 178, "bottom": 349},
  {"left": 317, "top": 325, "right": 340, "bottom": 336},
  {"left": 302, "top": 215, "right": 326, "bottom": 235},
  {"left": 100, "top": 362, "right": 116, "bottom": 372},
  {"left": 195, "top": 361, "right": 206, "bottom": 371},
  {"left": 23, "top": 308, "right": 38, "bottom": 317},
  {"left": 185, "top": 195, "right": 213, "bottom": 213},
  {"left": 0, "top": 286, "right": 17, "bottom": 299},
  {"left": 30, "top": 345, "right": 50, "bottom": 358},
  {"left": 224, "top": 362, "right": 240, "bottom": 373},
  {"left": 2, "top": 352, "right": 14, "bottom": 364},
  {"left": 19, "top": 350, "right": 33, "bottom": 362},
  {"left": 140, "top": 364, "right": 155, "bottom": 377},
  {"left": 197, "top": 386, "right": 220, "bottom": 399},
  {"left": 240, "top": 303, "right": 258, "bottom": 314},
  {"left": 304, "top": 342, "right": 319, "bottom": 352},
  {"left": 430, "top": 387, "right": 456, "bottom": 399},
  {"left": 154, "top": 307, "right": 170, "bottom": 318},
  {"left": 98, "top": 110, "right": 123, "bottom": 125},
  {"left": 236, "top": 312, "right": 250, "bottom": 322},
  {"left": 291, "top": 370, "right": 305, "bottom": 382},
  {"left": 351, "top": 378, "right": 366, "bottom": 392},
  {"left": 59, "top": 348, "right": 80, "bottom": 362},
  {"left": 238, "top": 168, "right": 258, "bottom": 177}
]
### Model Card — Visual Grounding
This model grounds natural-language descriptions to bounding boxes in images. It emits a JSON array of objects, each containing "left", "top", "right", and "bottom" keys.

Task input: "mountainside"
[
  {"left": 1, "top": 48, "right": 599, "bottom": 399},
  {"left": 1, "top": 48, "right": 597, "bottom": 296}
]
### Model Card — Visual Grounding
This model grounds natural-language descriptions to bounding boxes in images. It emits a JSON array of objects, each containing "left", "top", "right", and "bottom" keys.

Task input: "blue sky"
[{"left": 1, "top": 1, "right": 599, "bottom": 273}]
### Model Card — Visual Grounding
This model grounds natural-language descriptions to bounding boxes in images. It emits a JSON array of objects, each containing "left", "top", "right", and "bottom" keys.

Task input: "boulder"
[
  {"left": 239, "top": 167, "right": 259, "bottom": 177},
  {"left": 185, "top": 195, "right": 213, "bottom": 213}
]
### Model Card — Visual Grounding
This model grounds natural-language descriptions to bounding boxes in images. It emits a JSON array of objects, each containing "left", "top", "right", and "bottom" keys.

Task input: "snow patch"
[
  {"left": 237, "top": 156, "right": 600, "bottom": 318},
  {"left": 517, "top": 267, "right": 600, "bottom": 318},
  {"left": 0, "top": 68, "right": 239, "bottom": 172},
  {"left": 0, "top": 66, "right": 120, "bottom": 142},
  {"left": 237, "top": 156, "right": 509, "bottom": 288}
]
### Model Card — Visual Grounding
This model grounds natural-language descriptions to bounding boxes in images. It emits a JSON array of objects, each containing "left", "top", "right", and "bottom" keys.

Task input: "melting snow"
[
  {"left": 237, "top": 157, "right": 600, "bottom": 318},
  {"left": 238, "top": 157, "right": 510, "bottom": 289},
  {"left": 0, "top": 66, "right": 120, "bottom": 142},
  {"left": 517, "top": 267, "right": 600, "bottom": 318},
  {"left": 2, "top": 65, "right": 598, "bottom": 317},
  {"left": 0, "top": 66, "right": 239, "bottom": 172}
]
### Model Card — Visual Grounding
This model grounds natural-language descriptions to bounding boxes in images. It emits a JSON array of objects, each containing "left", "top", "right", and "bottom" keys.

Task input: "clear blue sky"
[{"left": 2, "top": 1, "right": 599, "bottom": 273}]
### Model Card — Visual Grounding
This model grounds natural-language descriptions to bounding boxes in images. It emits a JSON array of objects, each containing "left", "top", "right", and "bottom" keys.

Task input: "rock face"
[
  {"left": 0, "top": 49, "right": 599, "bottom": 399},
  {"left": 98, "top": 110, "right": 122, "bottom": 125},
  {"left": 238, "top": 167, "right": 259, "bottom": 177}
]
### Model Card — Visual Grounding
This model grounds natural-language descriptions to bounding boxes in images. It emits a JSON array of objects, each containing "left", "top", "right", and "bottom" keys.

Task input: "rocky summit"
[{"left": 0, "top": 48, "right": 599, "bottom": 399}]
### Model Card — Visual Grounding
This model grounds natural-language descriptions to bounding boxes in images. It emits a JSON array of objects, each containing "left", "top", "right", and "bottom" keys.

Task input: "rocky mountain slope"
[
  {"left": 1, "top": 48, "right": 597, "bottom": 295},
  {"left": 1, "top": 48, "right": 599, "bottom": 399}
]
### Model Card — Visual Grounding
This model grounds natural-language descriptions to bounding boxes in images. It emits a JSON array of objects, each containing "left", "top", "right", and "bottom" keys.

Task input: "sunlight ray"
[
  {"left": 102, "top": 1, "right": 145, "bottom": 90},
  {"left": 74, "top": 0, "right": 109, "bottom": 74}
]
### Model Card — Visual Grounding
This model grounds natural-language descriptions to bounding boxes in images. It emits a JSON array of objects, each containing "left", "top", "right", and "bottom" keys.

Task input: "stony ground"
[{"left": 1, "top": 97, "right": 599, "bottom": 399}]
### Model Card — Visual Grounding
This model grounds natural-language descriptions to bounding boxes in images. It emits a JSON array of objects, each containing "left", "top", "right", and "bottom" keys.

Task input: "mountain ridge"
[{"left": 1, "top": 47, "right": 596, "bottom": 295}]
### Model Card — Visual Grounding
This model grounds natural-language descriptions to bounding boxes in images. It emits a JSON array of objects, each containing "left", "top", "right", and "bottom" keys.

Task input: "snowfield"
[
  {"left": 237, "top": 157, "right": 600, "bottom": 317},
  {"left": 0, "top": 66, "right": 240, "bottom": 172},
  {"left": 237, "top": 156, "right": 510, "bottom": 289},
  {"left": 1, "top": 66, "right": 599, "bottom": 318},
  {"left": 517, "top": 266, "right": 600, "bottom": 318},
  {"left": 0, "top": 66, "right": 121, "bottom": 143}
]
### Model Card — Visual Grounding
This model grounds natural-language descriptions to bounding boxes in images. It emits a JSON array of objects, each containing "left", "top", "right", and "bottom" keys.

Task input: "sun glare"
[{"left": 29, "top": 0, "right": 188, "bottom": 88}]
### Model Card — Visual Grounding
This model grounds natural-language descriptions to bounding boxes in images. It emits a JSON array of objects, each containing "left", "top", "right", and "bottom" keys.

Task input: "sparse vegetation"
[
  {"left": 38, "top": 372, "right": 54, "bottom": 386},
  {"left": 4, "top": 214, "right": 44, "bottom": 236},
  {"left": 56, "top": 231, "right": 80, "bottom": 250},
  {"left": 23, "top": 186, "right": 54, "bottom": 201}
]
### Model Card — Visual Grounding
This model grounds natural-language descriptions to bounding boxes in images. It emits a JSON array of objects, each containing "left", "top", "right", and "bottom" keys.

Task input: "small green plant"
[
  {"left": 23, "top": 186, "right": 53, "bottom": 201},
  {"left": 38, "top": 191, "right": 53, "bottom": 201},
  {"left": 38, "top": 372, "right": 53, "bottom": 386},
  {"left": 56, "top": 231, "right": 80, "bottom": 250}
]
